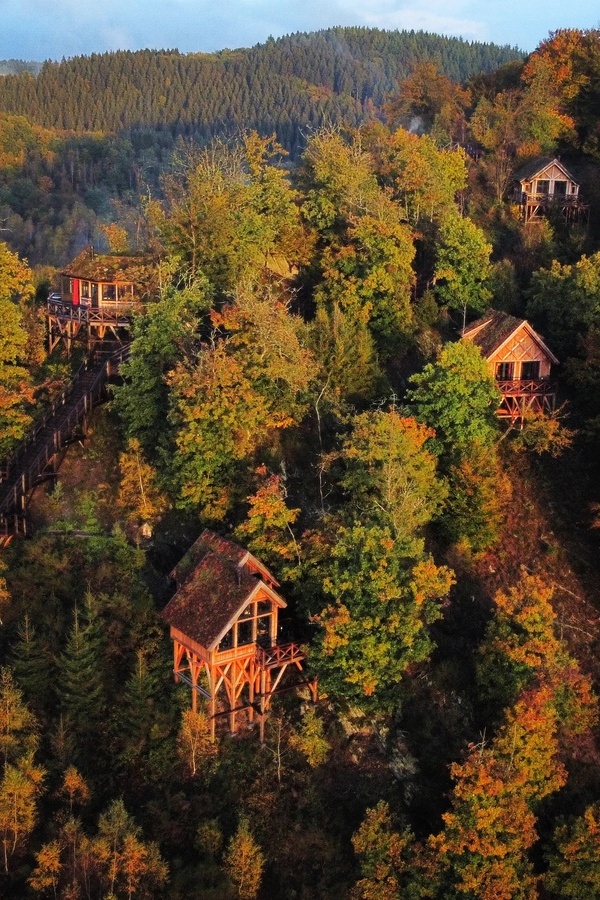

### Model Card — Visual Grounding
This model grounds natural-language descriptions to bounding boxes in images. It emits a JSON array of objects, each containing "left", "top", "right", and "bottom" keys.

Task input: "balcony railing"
[
  {"left": 47, "top": 298, "right": 141, "bottom": 322},
  {"left": 496, "top": 378, "right": 557, "bottom": 397},
  {"left": 255, "top": 641, "right": 305, "bottom": 670}
]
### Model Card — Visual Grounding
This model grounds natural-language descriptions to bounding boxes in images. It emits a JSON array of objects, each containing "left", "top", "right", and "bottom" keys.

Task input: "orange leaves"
[
  {"left": 317, "top": 604, "right": 352, "bottom": 655},
  {"left": 429, "top": 685, "right": 565, "bottom": 899},
  {"left": 478, "top": 571, "right": 598, "bottom": 740},
  {"left": 410, "top": 559, "right": 455, "bottom": 611},
  {"left": 235, "top": 471, "right": 300, "bottom": 567}
]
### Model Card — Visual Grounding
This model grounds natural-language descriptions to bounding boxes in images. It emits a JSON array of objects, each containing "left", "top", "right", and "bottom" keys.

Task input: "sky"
[{"left": 1, "top": 0, "right": 598, "bottom": 62}]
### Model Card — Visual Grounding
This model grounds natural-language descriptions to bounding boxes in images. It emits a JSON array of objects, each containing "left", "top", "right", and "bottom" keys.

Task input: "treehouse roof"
[
  {"left": 162, "top": 530, "right": 286, "bottom": 650},
  {"left": 462, "top": 308, "right": 558, "bottom": 364},
  {"left": 62, "top": 247, "right": 154, "bottom": 284},
  {"left": 513, "top": 156, "right": 579, "bottom": 186}
]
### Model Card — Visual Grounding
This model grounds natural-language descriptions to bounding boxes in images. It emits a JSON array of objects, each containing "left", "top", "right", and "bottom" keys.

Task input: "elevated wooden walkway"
[{"left": 0, "top": 344, "right": 130, "bottom": 545}]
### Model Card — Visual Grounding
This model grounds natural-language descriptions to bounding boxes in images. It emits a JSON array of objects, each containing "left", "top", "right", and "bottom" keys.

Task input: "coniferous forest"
[{"left": 2, "top": 25, "right": 600, "bottom": 900}]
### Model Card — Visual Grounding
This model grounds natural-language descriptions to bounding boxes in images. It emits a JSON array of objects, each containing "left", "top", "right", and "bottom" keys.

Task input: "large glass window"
[
  {"left": 496, "top": 362, "right": 514, "bottom": 380},
  {"left": 521, "top": 361, "right": 540, "bottom": 380},
  {"left": 218, "top": 629, "right": 233, "bottom": 652},
  {"left": 236, "top": 620, "right": 253, "bottom": 647}
]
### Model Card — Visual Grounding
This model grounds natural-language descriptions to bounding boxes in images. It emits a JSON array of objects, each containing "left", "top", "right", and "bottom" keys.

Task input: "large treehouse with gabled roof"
[
  {"left": 462, "top": 309, "right": 558, "bottom": 423},
  {"left": 47, "top": 247, "right": 155, "bottom": 353},
  {"left": 162, "top": 530, "right": 317, "bottom": 740},
  {"left": 512, "top": 157, "right": 589, "bottom": 225}
]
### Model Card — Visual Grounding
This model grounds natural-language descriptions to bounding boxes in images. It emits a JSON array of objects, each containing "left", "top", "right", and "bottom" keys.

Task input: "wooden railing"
[
  {"left": 48, "top": 298, "right": 141, "bottom": 324},
  {"left": 496, "top": 378, "right": 556, "bottom": 397},
  {"left": 255, "top": 642, "right": 305, "bottom": 670},
  {"left": 0, "top": 344, "right": 130, "bottom": 539},
  {"left": 524, "top": 193, "right": 581, "bottom": 205}
]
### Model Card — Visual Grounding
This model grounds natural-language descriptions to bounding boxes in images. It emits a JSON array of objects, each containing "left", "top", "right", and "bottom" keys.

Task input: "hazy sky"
[{"left": 1, "top": 0, "right": 598, "bottom": 61}]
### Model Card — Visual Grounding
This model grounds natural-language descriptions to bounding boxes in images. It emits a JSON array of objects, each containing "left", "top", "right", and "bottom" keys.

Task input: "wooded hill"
[
  {"left": 2, "top": 26, "right": 600, "bottom": 900},
  {"left": 0, "top": 29, "right": 522, "bottom": 154}
]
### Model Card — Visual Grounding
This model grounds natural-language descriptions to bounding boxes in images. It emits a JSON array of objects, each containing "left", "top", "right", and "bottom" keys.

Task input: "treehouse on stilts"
[
  {"left": 162, "top": 530, "right": 317, "bottom": 741},
  {"left": 462, "top": 308, "right": 559, "bottom": 425},
  {"left": 47, "top": 247, "right": 154, "bottom": 354},
  {"left": 512, "top": 157, "right": 589, "bottom": 226}
]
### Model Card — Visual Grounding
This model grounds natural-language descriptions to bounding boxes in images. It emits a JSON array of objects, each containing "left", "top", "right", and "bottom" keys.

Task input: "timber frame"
[
  {"left": 162, "top": 530, "right": 317, "bottom": 740},
  {"left": 462, "top": 308, "right": 559, "bottom": 424}
]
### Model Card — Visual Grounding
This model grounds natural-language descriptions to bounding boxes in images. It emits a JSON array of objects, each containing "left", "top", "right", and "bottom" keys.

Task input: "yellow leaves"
[
  {"left": 288, "top": 707, "right": 330, "bottom": 767},
  {"left": 410, "top": 559, "right": 455, "bottom": 608},
  {"left": 101, "top": 222, "right": 129, "bottom": 253},
  {"left": 29, "top": 840, "right": 62, "bottom": 892},
  {"left": 177, "top": 708, "right": 217, "bottom": 777},
  {"left": 59, "top": 765, "right": 90, "bottom": 812},
  {"left": 224, "top": 818, "right": 265, "bottom": 900},
  {"left": 318, "top": 604, "right": 352, "bottom": 654},
  {"left": 117, "top": 438, "right": 169, "bottom": 531}
]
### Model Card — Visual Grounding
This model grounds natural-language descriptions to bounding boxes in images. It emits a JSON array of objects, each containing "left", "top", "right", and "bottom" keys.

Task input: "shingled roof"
[
  {"left": 513, "top": 156, "right": 579, "bottom": 185},
  {"left": 62, "top": 247, "right": 154, "bottom": 284},
  {"left": 462, "top": 308, "right": 558, "bottom": 363},
  {"left": 163, "top": 531, "right": 285, "bottom": 650}
]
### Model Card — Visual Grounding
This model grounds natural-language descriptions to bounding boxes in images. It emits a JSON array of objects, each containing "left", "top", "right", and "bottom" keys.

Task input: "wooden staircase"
[{"left": 0, "top": 344, "right": 130, "bottom": 546}]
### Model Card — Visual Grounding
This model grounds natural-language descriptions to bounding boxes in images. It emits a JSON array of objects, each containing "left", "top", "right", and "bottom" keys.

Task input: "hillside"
[{"left": 0, "top": 29, "right": 523, "bottom": 154}]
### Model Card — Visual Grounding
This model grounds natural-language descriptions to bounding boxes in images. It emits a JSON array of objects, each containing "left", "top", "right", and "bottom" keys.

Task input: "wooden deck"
[
  {"left": 496, "top": 377, "right": 557, "bottom": 421},
  {"left": 0, "top": 345, "right": 130, "bottom": 543},
  {"left": 47, "top": 298, "right": 141, "bottom": 353}
]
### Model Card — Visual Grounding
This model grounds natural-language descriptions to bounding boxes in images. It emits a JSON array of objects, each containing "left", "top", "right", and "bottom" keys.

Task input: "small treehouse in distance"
[
  {"left": 162, "top": 530, "right": 316, "bottom": 740},
  {"left": 513, "top": 157, "right": 589, "bottom": 225},
  {"left": 462, "top": 309, "right": 558, "bottom": 423},
  {"left": 47, "top": 247, "right": 154, "bottom": 353}
]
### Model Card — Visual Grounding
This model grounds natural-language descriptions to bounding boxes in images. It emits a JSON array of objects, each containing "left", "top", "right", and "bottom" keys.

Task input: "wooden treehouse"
[
  {"left": 162, "top": 530, "right": 317, "bottom": 740},
  {"left": 513, "top": 157, "right": 589, "bottom": 225},
  {"left": 47, "top": 247, "right": 154, "bottom": 353},
  {"left": 462, "top": 309, "right": 558, "bottom": 423}
]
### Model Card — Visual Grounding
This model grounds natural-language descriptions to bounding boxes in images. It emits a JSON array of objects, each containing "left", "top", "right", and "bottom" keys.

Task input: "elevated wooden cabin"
[
  {"left": 162, "top": 530, "right": 316, "bottom": 740},
  {"left": 513, "top": 157, "right": 588, "bottom": 225},
  {"left": 462, "top": 309, "right": 558, "bottom": 423},
  {"left": 47, "top": 247, "right": 154, "bottom": 352}
]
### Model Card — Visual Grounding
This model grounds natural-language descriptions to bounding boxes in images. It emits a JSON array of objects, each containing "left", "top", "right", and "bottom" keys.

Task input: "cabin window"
[
  {"left": 103, "top": 284, "right": 116, "bottom": 302},
  {"left": 81, "top": 281, "right": 91, "bottom": 299},
  {"left": 521, "top": 361, "right": 540, "bottom": 380},
  {"left": 257, "top": 600, "right": 271, "bottom": 615},
  {"left": 218, "top": 629, "right": 233, "bottom": 652},
  {"left": 91, "top": 283, "right": 98, "bottom": 305},
  {"left": 554, "top": 180, "right": 567, "bottom": 197},
  {"left": 236, "top": 620, "right": 253, "bottom": 647},
  {"left": 496, "top": 362, "right": 514, "bottom": 380},
  {"left": 239, "top": 604, "right": 254, "bottom": 620},
  {"left": 536, "top": 180, "right": 549, "bottom": 195},
  {"left": 256, "top": 615, "right": 272, "bottom": 646}
]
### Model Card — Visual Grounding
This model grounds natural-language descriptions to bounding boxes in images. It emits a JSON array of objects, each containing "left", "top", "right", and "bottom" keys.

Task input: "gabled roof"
[
  {"left": 171, "top": 529, "right": 278, "bottom": 588},
  {"left": 163, "top": 530, "right": 285, "bottom": 650},
  {"left": 462, "top": 308, "right": 558, "bottom": 364},
  {"left": 62, "top": 247, "right": 154, "bottom": 284},
  {"left": 513, "top": 156, "right": 579, "bottom": 186}
]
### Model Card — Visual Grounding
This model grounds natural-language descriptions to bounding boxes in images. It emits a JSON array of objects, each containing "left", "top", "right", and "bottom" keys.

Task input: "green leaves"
[
  {"left": 433, "top": 215, "right": 492, "bottom": 315},
  {"left": 307, "top": 410, "right": 453, "bottom": 711},
  {"left": 408, "top": 341, "right": 501, "bottom": 457}
]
